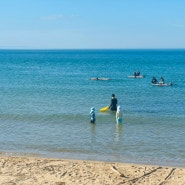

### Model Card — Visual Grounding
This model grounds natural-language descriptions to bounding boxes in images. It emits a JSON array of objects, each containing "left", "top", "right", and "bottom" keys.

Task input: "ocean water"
[{"left": 0, "top": 49, "right": 185, "bottom": 167}]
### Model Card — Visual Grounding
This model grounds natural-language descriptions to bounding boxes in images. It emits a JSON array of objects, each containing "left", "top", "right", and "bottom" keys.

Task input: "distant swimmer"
[
  {"left": 90, "top": 77, "right": 110, "bottom": 81},
  {"left": 90, "top": 77, "right": 99, "bottom": 80}
]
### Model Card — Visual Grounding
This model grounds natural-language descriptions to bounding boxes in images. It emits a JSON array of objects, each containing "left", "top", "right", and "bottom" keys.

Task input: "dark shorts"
[
  {"left": 90, "top": 119, "right": 95, "bottom": 124},
  {"left": 110, "top": 107, "right": 117, "bottom": 111}
]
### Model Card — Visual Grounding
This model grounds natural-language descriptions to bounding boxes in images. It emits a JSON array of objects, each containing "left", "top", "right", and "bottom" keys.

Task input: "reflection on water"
[
  {"left": 90, "top": 123, "right": 96, "bottom": 132},
  {"left": 115, "top": 124, "right": 123, "bottom": 143},
  {"left": 90, "top": 123, "right": 96, "bottom": 142}
]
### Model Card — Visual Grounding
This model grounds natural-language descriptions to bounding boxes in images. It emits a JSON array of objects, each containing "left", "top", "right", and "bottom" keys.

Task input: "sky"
[{"left": 0, "top": 0, "right": 185, "bottom": 49}]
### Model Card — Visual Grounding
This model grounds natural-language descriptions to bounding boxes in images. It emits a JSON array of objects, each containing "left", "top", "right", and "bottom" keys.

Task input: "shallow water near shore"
[{"left": 0, "top": 49, "right": 185, "bottom": 167}]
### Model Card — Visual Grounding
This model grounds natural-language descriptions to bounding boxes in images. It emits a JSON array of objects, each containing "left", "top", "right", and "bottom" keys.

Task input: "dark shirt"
[{"left": 109, "top": 98, "right": 117, "bottom": 111}]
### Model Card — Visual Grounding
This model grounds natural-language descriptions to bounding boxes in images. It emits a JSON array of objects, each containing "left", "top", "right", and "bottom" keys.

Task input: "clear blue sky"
[{"left": 0, "top": 0, "right": 185, "bottom": 49}]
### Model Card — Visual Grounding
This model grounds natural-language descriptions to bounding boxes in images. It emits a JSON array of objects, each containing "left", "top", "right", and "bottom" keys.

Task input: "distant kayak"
[
  {"left": 151, "top": 82, "right": 173, "bottom": 87},
  {"left": 128, "top": 75, "right": 144, "bottom": 78},
  {"left": 90, "top": 78, "right": 110, "bottom": 81}
]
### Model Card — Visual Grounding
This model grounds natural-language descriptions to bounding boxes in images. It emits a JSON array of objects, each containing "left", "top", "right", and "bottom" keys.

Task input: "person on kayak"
[
  {"left": 151, "top": 77, "right": 158, "bottom": 84},
  {"left": 160, "top": 76, "right": 165, "bottom": 84},
  {"left": 134, "top": 71, "right": 140, "bottom": 77},
  {"left": 134, "top": 71, "right": 137, "bottom": 77},
  {"left": 109, "top": 94, "right": 118, "bottom": 111}
]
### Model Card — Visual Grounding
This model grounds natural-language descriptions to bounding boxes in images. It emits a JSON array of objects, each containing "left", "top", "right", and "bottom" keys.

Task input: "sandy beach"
[{"left": 0, "top": 156, "right": 185, "bottom": 185}]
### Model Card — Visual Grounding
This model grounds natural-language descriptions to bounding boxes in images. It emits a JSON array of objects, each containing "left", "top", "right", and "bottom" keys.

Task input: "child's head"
[{"left": 90, "top": 107, "right": 95, "bottom": 112}]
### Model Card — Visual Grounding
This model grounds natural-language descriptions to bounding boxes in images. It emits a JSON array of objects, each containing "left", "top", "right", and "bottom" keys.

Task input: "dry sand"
[{"left": 0, "top": 155, "right": 185, "bottom": 185}]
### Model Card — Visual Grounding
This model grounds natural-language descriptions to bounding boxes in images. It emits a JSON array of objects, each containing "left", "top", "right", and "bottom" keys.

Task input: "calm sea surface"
[{"left": 0, "top": 49, "right": 185, "bottom": 167}]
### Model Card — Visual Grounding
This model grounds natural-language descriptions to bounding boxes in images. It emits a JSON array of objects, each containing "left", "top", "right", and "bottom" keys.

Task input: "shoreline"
[
  {"left": 0, "top": 155, "right": 185, "bottom": 184},
  {"left": 1, "top": 150, "right": 185, "bottom": 169}
]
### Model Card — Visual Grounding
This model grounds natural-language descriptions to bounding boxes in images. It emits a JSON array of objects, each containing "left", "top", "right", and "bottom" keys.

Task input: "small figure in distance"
[
  {"left": 169, "top": 81, "right": 173, "bottom": 86},
  {"left": 134, "top": 71, "right": 137, "bottom": 78},
  {"left": 90, "top": 107, "right": 96, "bottom": 124},
  {"left": 137, "top": 71, "right": 140, "bottom": 76},
  {"left": 151, "top": 77, "right": 158, "bottom": 84},
  {"left": 134, "top": 71, "right": 141, "bottom": 77},
  {"left": 160, "top": 76, "right": 165, "bottom": 84},
  {"left": 109, "top": 94, "right": 118, "bottom": 111},
  {"left": 116, "top": 106, "right": 123, "bottom": 124}
]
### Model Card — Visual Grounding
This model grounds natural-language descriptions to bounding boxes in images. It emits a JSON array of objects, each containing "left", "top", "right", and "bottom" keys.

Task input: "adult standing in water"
[{"left": 109, "top": 94, "right": 118, "bottom": 111}]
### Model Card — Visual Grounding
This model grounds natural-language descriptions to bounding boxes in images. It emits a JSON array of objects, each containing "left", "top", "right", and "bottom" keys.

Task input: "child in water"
[
  {"left": 90, "top": 107, "right": 96, "bottom": 124},
  {"left": 116, "top": 106, "right": 123, "bottom": 124}
]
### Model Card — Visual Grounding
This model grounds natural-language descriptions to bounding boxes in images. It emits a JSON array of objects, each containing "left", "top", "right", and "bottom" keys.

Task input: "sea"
[{"left": 0, "top": 49, "right": 185, "bottom": 167}]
